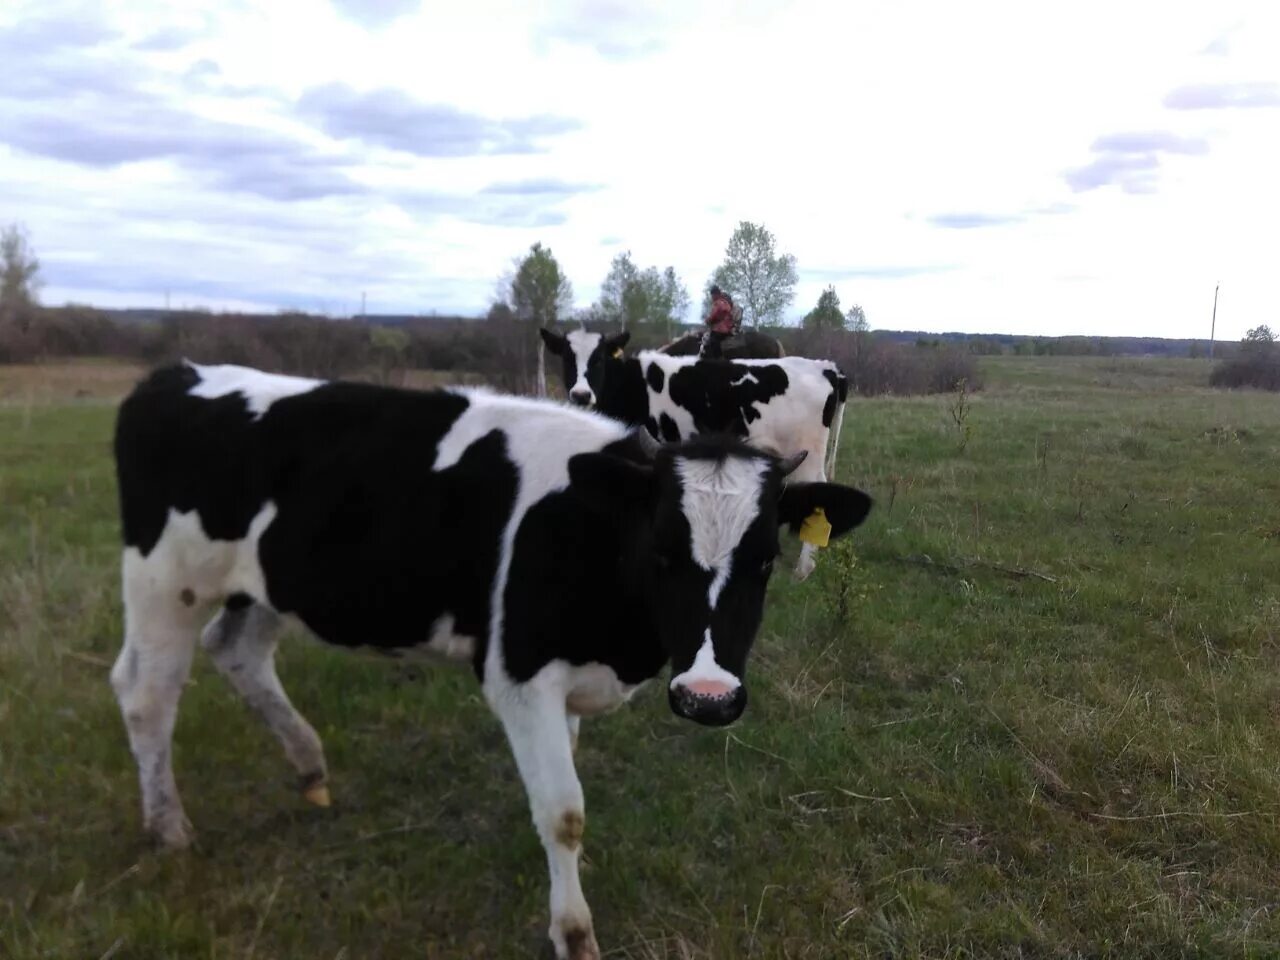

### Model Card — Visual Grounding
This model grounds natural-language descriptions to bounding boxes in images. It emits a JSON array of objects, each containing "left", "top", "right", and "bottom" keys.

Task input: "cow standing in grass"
[
  {"left": 540, "top": 327, "right": 850, "bottom": 578},
  {"left": 110, "top": 362, "right": 872, "bottom": 960}
]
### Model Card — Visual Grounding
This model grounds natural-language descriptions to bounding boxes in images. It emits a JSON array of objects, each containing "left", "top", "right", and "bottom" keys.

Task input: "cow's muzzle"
[
  {"left": 568, "top": 389, "right": 593, "bottom": 407},
  {"left": 668, "top": 682, "right": 747, "bottom": 727}
]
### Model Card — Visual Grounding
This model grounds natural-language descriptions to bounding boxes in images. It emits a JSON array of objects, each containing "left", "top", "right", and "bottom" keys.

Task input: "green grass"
[{"left": 4, "top": 356, "right": 1280, "bottom": 958}]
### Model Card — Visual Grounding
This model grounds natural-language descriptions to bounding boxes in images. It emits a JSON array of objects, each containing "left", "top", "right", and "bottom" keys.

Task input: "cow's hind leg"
[
  {"left": 111, "top": 559, "right": 202, "bottom": 849},
  {"left": 494, "top": 683, "right": 599, "bottom": 960},
  {"left": 200, "top": 598, "right": 329, "bottom": 805}
]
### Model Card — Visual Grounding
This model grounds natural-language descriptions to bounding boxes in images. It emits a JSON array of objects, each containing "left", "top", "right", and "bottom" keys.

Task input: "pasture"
[{"left": 3, "top": 356, "right": 1280, "bottom": 958}]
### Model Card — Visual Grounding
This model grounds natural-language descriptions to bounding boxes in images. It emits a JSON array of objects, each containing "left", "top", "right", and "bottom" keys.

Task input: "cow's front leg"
[
  {"left": 566, "top": 714, "right": 581, "bottom": 755},
  {"left": 493, "top": 686, "right": 599, "bottom": 960},
  {"left": 794, "top": 541, "right": 818, "bottom": 580}
]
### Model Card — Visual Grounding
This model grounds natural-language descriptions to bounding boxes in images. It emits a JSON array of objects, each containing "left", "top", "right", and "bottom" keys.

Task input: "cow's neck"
[
  {"left": 603, "top": 521, "right": 667, "bottom": 683},
  {"left": 595, "top": 358, "right": 650, "bottom": 428}
]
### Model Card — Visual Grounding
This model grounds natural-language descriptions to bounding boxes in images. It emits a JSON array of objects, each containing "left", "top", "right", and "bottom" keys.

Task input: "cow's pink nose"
[{"left": 684, "top": 679, "right": 734, "bottom": 698}]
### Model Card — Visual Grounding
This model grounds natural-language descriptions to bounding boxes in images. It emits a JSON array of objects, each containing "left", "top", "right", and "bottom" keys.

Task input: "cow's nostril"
[
  {"left": 685, "top": 679, "right": 733, "bottom": 698},
  {"left": 669, "top": 683, "right": 747, "bottom": 727}
]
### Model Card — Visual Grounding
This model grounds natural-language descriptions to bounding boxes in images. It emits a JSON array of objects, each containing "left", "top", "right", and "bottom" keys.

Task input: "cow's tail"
[{"left": 824, "top": 370, "right": 849, "bottom": 480}]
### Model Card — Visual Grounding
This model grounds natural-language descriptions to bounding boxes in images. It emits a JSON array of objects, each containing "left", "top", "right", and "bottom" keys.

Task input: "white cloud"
[{"left": 0, "top": 0, "right": 1276, "bottom": 339}]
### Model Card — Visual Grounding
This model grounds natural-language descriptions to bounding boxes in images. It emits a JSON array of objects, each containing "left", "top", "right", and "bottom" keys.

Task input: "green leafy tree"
[
  {"left": 598, "top": 251, "right": 690, "bottom": 336},
  {"left": 1, "top": 223, "right": 41, "bottom": 333},
  {"left": 509, "top": 242, "right": 573, "bottom": 325},
  {"left": 803, "top": 285, "right": 845, "bottom": 331},
  {"left": 659, "top": 266, "right": 692, "bottom": 336},
  {"left": 492, "top": 242, "right": 575, "bottom": 396},
  {"left": 1243, "top": 325, "right": 1275, "bottom": 353},
  {"left": 599, "top": 251, "right": 642, "bottom": 328},
  {"left": 709, "top": 221, "right": 797, "bottom": 327}
]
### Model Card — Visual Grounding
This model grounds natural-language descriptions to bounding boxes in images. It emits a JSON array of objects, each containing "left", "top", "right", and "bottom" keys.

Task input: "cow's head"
[
  {"left": 569, "top": 433, "right": 872, "bottom": 727},
  {"left": 540, "top": 328, "right": 630, "bottom": 407}
]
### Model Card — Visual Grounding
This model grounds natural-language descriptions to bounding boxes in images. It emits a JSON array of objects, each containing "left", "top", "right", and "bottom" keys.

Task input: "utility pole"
[
  {"left": 1209, "top": 282, "right": 1219, "bottom": 358},
  {"left": 360, "top": 291, "right": 367, "bottom": 318}
]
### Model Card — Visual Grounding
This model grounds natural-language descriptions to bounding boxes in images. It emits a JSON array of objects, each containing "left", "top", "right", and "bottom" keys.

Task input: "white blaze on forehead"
[
  {"left": 565, "top": 329, "right": 602, "bottom": 393},
  {"left": 675, "top": 455, "right": 769, "bottom": 607},
  {"left": 186, "top": 362, "right": 322, "bottom": 418},
  {"left": 670, "top": 630, "right": 743, "bottom": 692}
]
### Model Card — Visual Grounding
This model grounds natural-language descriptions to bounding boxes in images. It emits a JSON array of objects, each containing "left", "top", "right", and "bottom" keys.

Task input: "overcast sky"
[{"left": 1, "top": 0, "right": 1276, "bottom": 338}]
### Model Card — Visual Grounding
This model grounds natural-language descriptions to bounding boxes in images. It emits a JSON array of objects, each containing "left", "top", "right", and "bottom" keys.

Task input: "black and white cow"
[
  {"left": 110, "top": 362, "right": 871, "bottom": 960},
  {"left": 540, "top": 327, "right": 850, "bottom": 578}
]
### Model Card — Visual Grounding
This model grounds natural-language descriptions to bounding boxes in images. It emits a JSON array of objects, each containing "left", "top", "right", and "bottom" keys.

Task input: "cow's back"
[
  {"left": 636, "top": 352, "right": 843, "bottom": 446},
  {"left": 114, "top": 364, "right": 625, "bottom": 671}
]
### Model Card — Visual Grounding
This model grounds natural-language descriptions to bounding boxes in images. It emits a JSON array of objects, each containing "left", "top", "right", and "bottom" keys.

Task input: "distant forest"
[{"left": 96, "top": 307, "right": 1230, "bottom": 360}]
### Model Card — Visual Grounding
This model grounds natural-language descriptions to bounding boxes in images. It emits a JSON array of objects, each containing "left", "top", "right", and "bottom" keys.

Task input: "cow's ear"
[
  {"left": 778, "top": 482, "right": 872, "bottom": 539},
  {"left": 569, "top": 451, "right": 654, "bottom": 516},
  {"left": 540, "top": 327, "right": 568, "bottom": 356},
  {"left": 603, "top": 331, "right": 631, "bottom": 356}
]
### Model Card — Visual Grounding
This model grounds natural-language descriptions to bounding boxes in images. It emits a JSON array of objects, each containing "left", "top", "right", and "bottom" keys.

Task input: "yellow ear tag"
[
  {"left": 798, "top": 507, "right": 832, "bottom": 547},
  {"left": 612, "top": 348, "right": 624, "bottom": 358}
]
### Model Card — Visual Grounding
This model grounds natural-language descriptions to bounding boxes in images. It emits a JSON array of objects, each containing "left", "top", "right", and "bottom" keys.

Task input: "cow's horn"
[
  {"left": 635, "top": 427, "right": 662, "bottom": 459},
  {"left": 778, "top": 450, "right": 808, "bottom": 477}
]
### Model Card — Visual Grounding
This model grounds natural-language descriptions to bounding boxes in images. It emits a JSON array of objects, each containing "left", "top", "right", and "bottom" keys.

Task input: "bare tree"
[{"left": 846, "top": 304, "right": 868, "bottom": 333}]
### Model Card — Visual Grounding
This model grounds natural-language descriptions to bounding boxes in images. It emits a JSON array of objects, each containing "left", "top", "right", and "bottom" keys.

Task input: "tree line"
[
  {"left": 1, "top": 217, "right": 871, "bottom": 358},
  {"left": 486, "top": 220, "right": 864, "bottom": 335},
  {"left": 48, "top": 214, "right": 1280, "bottom": 396}
]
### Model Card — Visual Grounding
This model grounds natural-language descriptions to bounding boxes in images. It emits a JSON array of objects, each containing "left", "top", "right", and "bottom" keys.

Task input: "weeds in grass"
[
  {"left": 886, "top": 473, "right": 915, "bottom": 516},
  {"left": 1205, "top": 424, "right": 1251, "bottom": 447},
  {"left": 948, "top": 377, "right": 973, "bottom": 452},
  {"left": 1035, "top": 432, "right": 1052, "bottom": 475},
  {"left": 812, "top": 537, "right": 876, "bottom": 630}
]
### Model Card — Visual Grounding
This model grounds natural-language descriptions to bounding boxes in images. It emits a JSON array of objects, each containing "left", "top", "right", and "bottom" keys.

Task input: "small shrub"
[
  {"left": 1210, "top": 354, "right": 1280, "bottom": 391},
  {"left": 781, "top": 328, "right": 981, "bottom": 396},
  {"left": 812, "top": 536, "right": 869, "bottom": 628},
  {"left": 1210, "top": 329, "right": 1280, "bottom": 391}
]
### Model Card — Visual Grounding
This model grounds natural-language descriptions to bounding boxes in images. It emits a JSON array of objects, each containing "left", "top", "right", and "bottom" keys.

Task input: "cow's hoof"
[
  {"left": 303, "top": 783, "right": 331, "bottom": 807},
  {"left": 149, "top": 815, "right": 195, "bottom": 851},
  {"left": 301, "top": 771, "right": 331, "bottom": 807},
  {"left": 551, "top": 921, "right": 599, "bottom": 960}
]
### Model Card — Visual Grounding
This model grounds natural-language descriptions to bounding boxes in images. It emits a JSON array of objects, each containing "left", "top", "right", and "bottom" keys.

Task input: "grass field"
[{"left": 3, "top": 356, "right": 1280, "bottom": 959}]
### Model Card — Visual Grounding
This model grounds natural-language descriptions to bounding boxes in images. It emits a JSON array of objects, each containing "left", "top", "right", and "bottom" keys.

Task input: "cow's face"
[
  {"left": 540, "top": 328, "right": 629, "bottom": 407},
  {"left": 569, "top": 436, "right": 872, "bottom": 727}
]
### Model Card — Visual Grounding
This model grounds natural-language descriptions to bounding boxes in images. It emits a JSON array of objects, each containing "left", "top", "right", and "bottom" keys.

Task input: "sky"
[{"left": 0, "top": 0, "right": 1277, "bottom": 339}]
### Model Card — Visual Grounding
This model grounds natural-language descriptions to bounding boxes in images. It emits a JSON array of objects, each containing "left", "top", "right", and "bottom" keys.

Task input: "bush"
[
  {"left": 1210, "top": 348, "right": 1280, "bottom": 391},
  {"left": 779, "top": 328, "right": 981, "bottom": 396},
  {"left": 0, "top": 307, "right": 981, "bottom": 399},
  {"left": 0, "top": 304, "right": 161, "bottom": 363}
]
